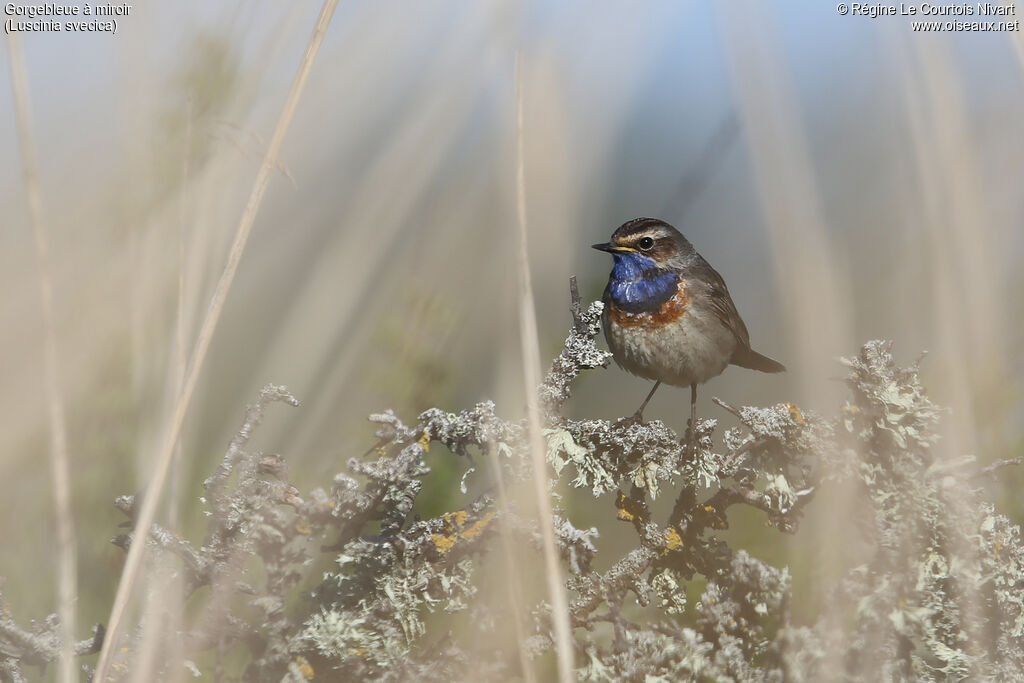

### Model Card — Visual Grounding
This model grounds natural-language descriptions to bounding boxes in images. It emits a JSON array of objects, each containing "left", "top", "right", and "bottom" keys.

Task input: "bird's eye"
[{"left": 638, "top": 237, "right": 655, "bottom": 250}]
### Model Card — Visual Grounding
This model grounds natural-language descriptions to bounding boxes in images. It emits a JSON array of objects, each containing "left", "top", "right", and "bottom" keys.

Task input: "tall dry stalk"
[
  {"left": 6, "top": 33, "right": 78, "bottom": 683},
  {"left": 514, "top": 55, "right": 574, "bottom": 683},
  {"left": 92, "top": 1, "right": 341, "bottom": 678},
  {"left": 168, "top": 93, "right": 193, "bottom": 529},
  {"left": 1011, "top": 8, "right": 1024, "bottom": 73},
  {"left": 129, "top": 92, "right": 197, "bottom": 683}
]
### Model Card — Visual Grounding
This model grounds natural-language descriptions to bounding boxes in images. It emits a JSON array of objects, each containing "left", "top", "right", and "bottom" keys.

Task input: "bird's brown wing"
[
  {"left": 690, "top": 257, "right": 786, "bottom": 372},
  {"left": 689, "top": 257, "right": 751, "bottom": 350}
]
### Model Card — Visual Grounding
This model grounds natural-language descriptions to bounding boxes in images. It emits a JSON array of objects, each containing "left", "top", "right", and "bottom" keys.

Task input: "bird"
[{"left": 592, "top": 217, "right": 784, "bottom": 447}]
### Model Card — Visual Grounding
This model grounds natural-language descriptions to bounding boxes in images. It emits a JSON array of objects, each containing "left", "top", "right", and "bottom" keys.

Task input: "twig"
[
  {"left": 203, "top": 385, "right": 300, "bottom": 529},
  {"left": 975, "top": 456, "right": 1024, "bottom": 479},
  {"left": 91, "top": 3, "right": 340, "bottom": 678},
  {"left": 513, "top": 53, "right": 574, "bottom": 682},
  {"left": 5, "top": 34, "right": 77, "bottom": 683},
  {"left": 712, "top": 397, "right": 742, "bottom": 418},
  {"left": 569, "top": 547, "right": 657, "bottom": 620},
  {"left": 569, "top": 276, "right": 584, "bottom": 334},
  {"left": 538, "top": 284, "right": 611, "bottom": 414},
  {"left": 111, "top": 519, "right": 210, "bottom": 594},
  {"left": 75, "top": 625, "right": 106, "bottom": 656},
  {"left": 0, "top": 611, "right": 103, "bottom": 665},
  {"left": 667, "top": 485, "right": 698, "bottom": 532}
]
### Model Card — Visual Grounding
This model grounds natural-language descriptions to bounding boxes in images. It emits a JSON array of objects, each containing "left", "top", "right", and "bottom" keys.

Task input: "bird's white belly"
[{"left": 603, "top": 308, "right": 735, "bottom": 387}]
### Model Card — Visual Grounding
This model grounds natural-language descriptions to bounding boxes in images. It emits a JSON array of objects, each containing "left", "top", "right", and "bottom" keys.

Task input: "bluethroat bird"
[{"left": 593, "top": 217, "right": 785, "bottom": 446}]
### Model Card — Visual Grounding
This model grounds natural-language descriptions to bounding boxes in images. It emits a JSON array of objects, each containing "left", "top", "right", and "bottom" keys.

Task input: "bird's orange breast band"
[{"left": 608, "top": 278, "right": 689, "bottom": 328}]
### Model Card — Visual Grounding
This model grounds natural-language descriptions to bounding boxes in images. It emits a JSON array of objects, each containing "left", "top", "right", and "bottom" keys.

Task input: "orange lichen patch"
[
  {"left": 432, "top": 533, "right": 458, "bottom": 555},
  {"left": 615, "top": 491, "right": 630, "bottom": 514},
  {"left": 461, "top": 511, "right": 495, "bottom": 541},
  {"left": 417, "top": 432, "right": 431, "bottom": 452},
  {"left": 843, "top": 403, "right": 859, "bottom": 414},
  {"left": 293, "top": 656, "right": 315, "bottom": 680},
  {"left": 432, "top": 509, "right": 494, "bottom": 556},
  {"left": 785, "top": 402, "right": 805, "bottom": 425},
  {"left": 295, "top": 519, "right": 313, "bottom": 536},
  {"left": 445, "top": 510, "right": 468, "bottom": 527},
  {"left": 608, "top": 278, "right": 689, "bottom": 329},
  {"left": 703, "top": 505, "right": 715, "bottom": 513},
  {"left": 663, "top": 527, "right": 684, "bottom": 554},
  {"left": 615, "top": 491, "right": 647, "bottom": 523},
  {"left": 375, "top": 446, "right": 388, "bottom": 457}
]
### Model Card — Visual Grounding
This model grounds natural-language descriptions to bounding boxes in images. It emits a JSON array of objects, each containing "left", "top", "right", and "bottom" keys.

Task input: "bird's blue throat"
[{"left": 607, "top": 252, "right": 679, "bottom": 313}]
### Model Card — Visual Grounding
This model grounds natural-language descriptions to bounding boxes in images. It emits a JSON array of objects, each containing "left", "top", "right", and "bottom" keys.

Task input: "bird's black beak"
[{"left": 591, "top": 242, "right": 615, "bottom": 253}]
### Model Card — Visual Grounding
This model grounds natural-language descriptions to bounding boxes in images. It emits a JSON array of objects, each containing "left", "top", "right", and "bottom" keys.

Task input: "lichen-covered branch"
[
  {"left": 0, "top": 596, "right": 103, "bottom": 683},
  {"left": 539, "top": 276, "right": 613, "bottom": 415},
  {"left": 3, "top": 285, "right": 1023, "bottom": 682}
]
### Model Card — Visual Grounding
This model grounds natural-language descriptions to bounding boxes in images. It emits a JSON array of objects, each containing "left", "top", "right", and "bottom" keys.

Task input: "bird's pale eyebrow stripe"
[{"left": 623, "top": 232, "right": 666, "bottom": 247}]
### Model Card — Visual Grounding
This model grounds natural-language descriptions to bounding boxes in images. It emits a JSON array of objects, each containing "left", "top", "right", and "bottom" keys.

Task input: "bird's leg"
[
  {"left": 625, "top": 380, "right": 661, "bottom": 425},
  {"left": 688, "top": 383, "right": 698, "bottom": 455}
]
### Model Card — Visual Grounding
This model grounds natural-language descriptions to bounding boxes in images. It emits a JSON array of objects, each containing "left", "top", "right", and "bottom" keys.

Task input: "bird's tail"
[{"left": 732, "top": 347, "right": 786, "bottom": 373}]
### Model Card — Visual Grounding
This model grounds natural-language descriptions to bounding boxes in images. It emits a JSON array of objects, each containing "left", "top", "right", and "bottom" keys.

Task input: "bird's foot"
[{"left": 616, "top": 411, "right": 646, "bottom": 428}]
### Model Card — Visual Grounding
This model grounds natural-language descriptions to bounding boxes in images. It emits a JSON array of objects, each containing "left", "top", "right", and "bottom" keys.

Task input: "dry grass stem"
[
  {"left": 6, "top": 33, "right": 78, "bottom": 683},
  {"left": 514, "top": 54, "right": 575, "bottom": 683},
  {"left": 489, "top": 444, "right": 538, "bottom": 683},
  {"left": 91, "top": 1, "right": 341, "bottom": 678}
]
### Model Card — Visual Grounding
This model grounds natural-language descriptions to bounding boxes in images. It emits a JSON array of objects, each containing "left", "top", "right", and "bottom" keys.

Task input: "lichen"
[{"left": 4, "top": 293, "right": 1022, "bottom": 682}]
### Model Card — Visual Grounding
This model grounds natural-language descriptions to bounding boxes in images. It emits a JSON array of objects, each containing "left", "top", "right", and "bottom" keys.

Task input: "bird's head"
[{"left": 592, "top": 217, "right": 691, "bottom": 272}]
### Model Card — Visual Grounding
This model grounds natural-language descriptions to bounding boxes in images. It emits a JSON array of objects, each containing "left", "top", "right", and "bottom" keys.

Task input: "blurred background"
[{"left": 2, "top": 0, "right": 1022, "bottom": 674}]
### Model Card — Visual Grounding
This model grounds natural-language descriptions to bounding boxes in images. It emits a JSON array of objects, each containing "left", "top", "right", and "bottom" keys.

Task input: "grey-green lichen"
[{"left": 3, "top": 295, "right": 1023, "bottom": 682}]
